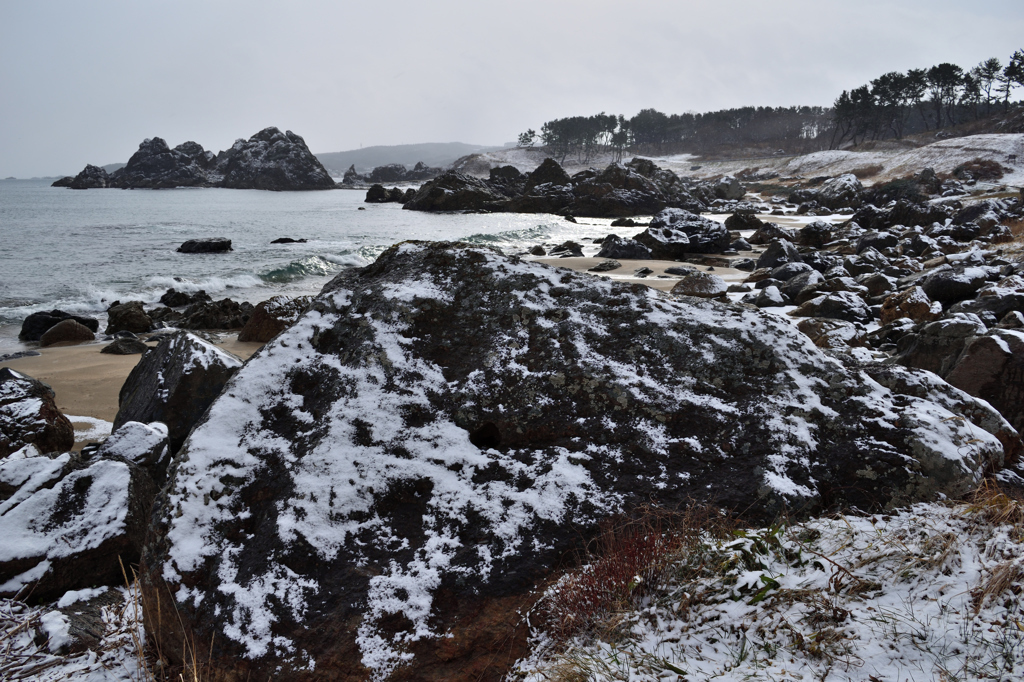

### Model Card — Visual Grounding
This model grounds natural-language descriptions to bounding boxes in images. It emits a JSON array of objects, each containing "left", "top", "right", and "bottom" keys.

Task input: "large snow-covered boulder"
[
  {"left": 816, "top": 174, "right": 864, "bottom": 210},
  {"left": 1, "top": 369, "right": 74, "bottom": 459},
  {"left": 142, "top": 242, "right": 1006, "bottom": 682},
  {"left": 634, "top": 208, "right": 731, "bottom": 256},
  {"left": 946, "top": 329, "right": 1024, "bottom": 438},
  {"left": 0, "top": 448, "right": 155, "bottom": 601},
  {"left": 217, "top": 127, "right": 337, "bottom": 191},
  {"left": 114, "top": 331, "right": 242, "bottom": 453}
]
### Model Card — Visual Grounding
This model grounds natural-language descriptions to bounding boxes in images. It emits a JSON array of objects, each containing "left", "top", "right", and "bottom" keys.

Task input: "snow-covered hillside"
[{"left": 462, "top": 135, "right": 1024, "bottom": 188}]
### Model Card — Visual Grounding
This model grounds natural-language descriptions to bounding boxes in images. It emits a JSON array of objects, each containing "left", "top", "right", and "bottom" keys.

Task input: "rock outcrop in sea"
[
  {"left": 139, "top": 242, "right": 1010, "bottom": 681},
  {"left": 53, "top": 127, "right": 337, "bottom": 191}
]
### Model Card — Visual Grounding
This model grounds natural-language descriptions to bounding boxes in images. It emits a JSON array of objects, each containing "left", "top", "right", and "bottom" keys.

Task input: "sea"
[{"left": 0, "top": 179, "right": 613, "bottom": 352}]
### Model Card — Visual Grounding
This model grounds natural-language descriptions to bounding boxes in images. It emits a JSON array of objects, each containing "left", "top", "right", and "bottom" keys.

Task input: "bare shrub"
[{"left": 851, "top": 164, "right": 883, "bottom": 179}]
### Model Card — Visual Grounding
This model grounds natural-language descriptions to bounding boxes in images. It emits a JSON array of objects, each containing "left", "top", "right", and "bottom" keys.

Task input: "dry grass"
[
  {"left": 965, "top": 479, "right": 1024, "bottom": 535},
  {"left": 851, "top": 164, "right": 884, "bottom": 179},
  {"left": 536, "top": 504, "right": 732, "bottom": 645},
  {"left": 954, "top": 157, "right": 1009, "bottom": 181}
]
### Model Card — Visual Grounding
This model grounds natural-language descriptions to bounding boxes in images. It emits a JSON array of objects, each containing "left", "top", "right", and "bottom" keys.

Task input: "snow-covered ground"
[
  {"left": 0, "top": 586, "right": 148, "bottom": 681},
  {"left": 467, "top": 135, "right": 1024, "bottom": 188},
  {"left": 515, "top": 495, "right": 1024, "bottom": 682}
]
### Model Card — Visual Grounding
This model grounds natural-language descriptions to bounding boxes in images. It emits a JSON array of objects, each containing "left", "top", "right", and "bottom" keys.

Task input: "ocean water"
[{"left": 0, "top": 180, "right": 607, "bottom": 351}]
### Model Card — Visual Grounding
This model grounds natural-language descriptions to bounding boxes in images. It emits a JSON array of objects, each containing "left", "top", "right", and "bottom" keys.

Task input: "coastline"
[{"left": 0, "top": 334, "right": 263, "bottom": 449}]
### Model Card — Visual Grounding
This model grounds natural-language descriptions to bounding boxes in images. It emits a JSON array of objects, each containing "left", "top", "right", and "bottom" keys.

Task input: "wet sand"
[{"left": 1, "top": 334, "right": 263, "bottom": 446}]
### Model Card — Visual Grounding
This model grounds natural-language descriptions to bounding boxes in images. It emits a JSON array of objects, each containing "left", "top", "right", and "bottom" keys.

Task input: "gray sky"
[{"left": 2, "top": 0, "right": 1022, "bottom": 177}]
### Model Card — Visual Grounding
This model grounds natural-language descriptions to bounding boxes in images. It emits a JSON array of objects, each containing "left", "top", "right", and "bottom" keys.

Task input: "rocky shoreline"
[{"left": 2, "top": 158, "right": 1024, "bottom": 680}]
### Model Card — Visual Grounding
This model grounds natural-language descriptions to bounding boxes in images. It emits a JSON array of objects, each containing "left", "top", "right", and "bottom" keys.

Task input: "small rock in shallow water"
[
  {"left": 100, "top": 338, "right": 151, "bottom": 355},
  {"left": 177, "top": 237, "right": 232, "bottom": 254}
]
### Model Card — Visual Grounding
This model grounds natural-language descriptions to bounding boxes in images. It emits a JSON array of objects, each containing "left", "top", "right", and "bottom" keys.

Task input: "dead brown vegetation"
[{"left": 851, "top": 164, "right": 884, "bottom": 179}]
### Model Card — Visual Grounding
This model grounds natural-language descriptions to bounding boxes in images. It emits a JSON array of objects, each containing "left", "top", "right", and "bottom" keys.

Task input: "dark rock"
[
  {"left": 177, "top": 298, "right": 254, "bottom": 330},
  {"left": 863, "top": 363, "right": 1021, "bottom": 464},
  {"left": 237, "top": 296, "right": 312, "bottom": 343},
  {"left": 178, "top": 237, "right": 232, "bottom": 254},
  {"left": 489, "top": 165, "right": 522, "bottom": 183},
  {"left": 633, "top": 266, "right": 654, "bottom": 277},
  {"left": 856, "top": 231, "right": 899, "bottom": 255},
  {"left": 218, "top": 128, "right": 337, "bottom": 191},
  {"left": 780, "top": 269, "right": 825, "bottom": 301},
  {"left": 109, "top": 137, "right": 211, "bottom": 189},
  {"left": 88, "top": 420, "right": 171, "bottom": 484},
  {"left": 724, "top": 213, "right": 764, "bottom": 232},
  {"left": 731, "top": 238, "right": 753, "bottom": 251},
  {"left": 859, "top": 272, "right": 895, "bottom": 298},
  {"left": 67, "top": 165, "right": 110, "bottom": 189},
  {"left": 19, "top": 310, "right": 99, "bottom": 342},
  {"left": 797, "top": 221, "right": 833, "bottom": 248},
  {"left": 610, "top": 217, "right": 642, "bottom": 228},
  {"left": 100, "top": 338, "right": 151, "bottom": 355},
  {"left": 850, "top": 205, "right": 892, "bottom": 232},
  {"left": 367, "top": 164, "right": 409, "bottom": 184},
  {"left": 945, "top": 330, "right": 1024, "bottom": 441},
  {"left": 114, "top": 331, "right": 242, "bottom": 453},
  {"left": 0, "top": 368, "right": 74, "bottom": 458},
  {"left": 755, "top": 239, "right": 801, "bottom": 270},
  {"left": 880, "top": 286, "right": 942, "bottom": 326},
  {"left": 588, "top": 259, "right": 621, "bottom": 273},
  {"left": 595, "top": 234, "right": 652, "bottom": 260},
  {"left": 549, "top": 241, "right": 584, "bottom": 258},
  {"left": 749, "top": 222, "right": 797, "bottom": 245},
  {"left": 39, "top": 319, "right": 95, "bottom": 347},
  {"left": 404, "top": 171, "right": 509, "bottom": 212},
  {"left": 753, "top": 285, "right": 787, "bottom": 308},
  {"left": 894, "top": 314, "right": 987, "bottom": 378},
  {"left": 341, "top": 164, "right": 362, "bottom": 185},
  {"left": 635, "top": 209, "right": 730, "bottom": 257},
  {"left": 365, "top": 184, "right": 389, "bottom": 203},
  {"left": 843, "top": 248, "right": 890, "bottom": 277},
  {"left": 921, "top": 266, "right": 990, "bottom": 304},
  {"left": 271, "top": 238, "right": 307, "bottom": 244},
  {"left": 713, "top": 175, "right": 744, "bottom": 200},
  {"left": 796, "top": 318, "right": 867, "bottom": 349},
  {"left": 890, "top": 200, "right": 952, "bottom": 228},
  {"left": 141, "top": 241, "right": 1002, "bottom": 681},
  {"left": 529, "top": 245, "right": 546, "bottom": 256},
  {"left": 105, "top": 301, "right": 152, "bottom": 335},
  {"left": 159, "top": 288, "right": 212, "bottom": 308},
  {"left": 998, "top": 311, "right": 1024, "bottom": 329},
  {"left": 791, "top": 291, "right": 871, "bottom": 322},
  {"left": 524, "top": 158, "right": 571, "bottom": 192},
  {"left": 0, "top": 453, "right": 156, "bottom": 602},
  {"left": 670, "top": 271, "right": 728, "bottom": 298},
  {"left": 50, "top": 176, "right": 74, "bottom": 187},
  {"left": 816, "top": 174, "right": 863, "bottom": 210},
  {"left": 769, "top": 262, "right": 814, "bottom": 282}
]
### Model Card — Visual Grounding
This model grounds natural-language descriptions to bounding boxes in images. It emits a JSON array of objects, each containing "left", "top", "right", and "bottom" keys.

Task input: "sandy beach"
[{"left": 0, "top": 334, "right": 263, "bottom": 448}]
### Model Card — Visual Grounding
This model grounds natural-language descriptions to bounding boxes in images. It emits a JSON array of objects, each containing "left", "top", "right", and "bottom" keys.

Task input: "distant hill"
[{"left": 315, "top": 142, "right": 504, "bottom": 175}]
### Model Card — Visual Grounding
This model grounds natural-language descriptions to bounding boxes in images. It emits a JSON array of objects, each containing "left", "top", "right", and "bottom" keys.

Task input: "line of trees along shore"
[{"left": 519, "top": 50, "right": 1024, "bottom": 161}]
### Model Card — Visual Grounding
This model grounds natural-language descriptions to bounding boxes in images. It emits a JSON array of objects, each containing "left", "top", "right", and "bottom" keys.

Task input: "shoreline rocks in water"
[
  {"left": 177, "top": 237, "right": 232, "bottom": 253},
  {"left": 52, "top": 127, "right": 337, "bottom": 191},
  {"left": 398, "top": 157, "right": 721, "bottom": 218},
  {"left": 140, "top": 241, "right": 1011, "bottom": 681}
]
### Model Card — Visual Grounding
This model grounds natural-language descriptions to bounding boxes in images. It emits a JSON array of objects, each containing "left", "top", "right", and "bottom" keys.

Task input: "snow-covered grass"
[
  {"left": 0, "top": 578, "right": 149, "bottom": 681},
  {"left": 515, "top": 483, "right": 1024, "bottom": 682}
]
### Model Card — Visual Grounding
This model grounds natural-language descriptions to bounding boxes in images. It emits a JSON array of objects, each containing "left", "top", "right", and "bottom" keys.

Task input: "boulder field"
[{"left": 139, "top": 242, "right": 1012, "bottom": 681}]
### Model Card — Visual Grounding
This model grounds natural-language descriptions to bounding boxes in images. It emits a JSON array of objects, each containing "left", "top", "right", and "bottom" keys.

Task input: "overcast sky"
[{"left": 2, "top": 0, "right": 1022, "bottom": 177}]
